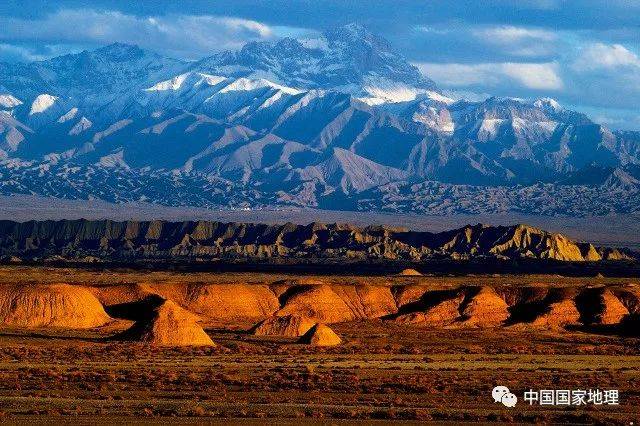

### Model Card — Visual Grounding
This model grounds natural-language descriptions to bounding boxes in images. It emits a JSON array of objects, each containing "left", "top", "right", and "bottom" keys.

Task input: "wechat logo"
[{"left": 492, "top": 385, "right": 518, "bottom": 408}]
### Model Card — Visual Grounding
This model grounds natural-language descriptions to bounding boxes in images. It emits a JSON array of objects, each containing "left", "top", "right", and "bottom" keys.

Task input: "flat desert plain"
[{"left": 0, "top": 267, "right": 638, "bottom": 424}]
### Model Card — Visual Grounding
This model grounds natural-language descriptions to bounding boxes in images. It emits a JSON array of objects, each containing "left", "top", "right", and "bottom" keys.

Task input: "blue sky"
[{"left": 1, "top": 0, "right": 639, "bottom": 129}]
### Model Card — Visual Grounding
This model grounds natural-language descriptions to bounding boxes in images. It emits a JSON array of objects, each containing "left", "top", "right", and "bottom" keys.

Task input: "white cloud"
[
  {"left": 501, "top": 63, "right": 563, "bottom": 90},
  {"left": 414, "top": 23, "right": 561, "bottom": 59},
  {"left": 414, "top": 63, "right": 495, "bottom": 87},
  {"left": 0, "top": 9, "right": 278, "bottom": 59},
  {"left": 472, "top": 25, "right": 558, "bottom": 58},
  {"left": 573, "top": 43, "right": 640, "bottom": 70},
  {"left": 475, "top": 26, "right": 556, "bottom": 44},
  {"left": 415, "top": 62, "right": 563, "bottom": 91},
  {"left": 413, "top": 25, "right": 453, "bottom": 36},
  {"left": 561, "top": 42, "right": 640, "bottom": 112},
  {"left": 590, "top": 111, "right": 640, "bottom": 131},
  {"left": 0, "top": 43, "right": 47, "bottom": 62}
]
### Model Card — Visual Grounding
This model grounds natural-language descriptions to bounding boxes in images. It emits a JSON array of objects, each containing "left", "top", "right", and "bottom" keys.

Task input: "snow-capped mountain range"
[{"left": 0, "top": 24, "right": 639, "bottom": 215}]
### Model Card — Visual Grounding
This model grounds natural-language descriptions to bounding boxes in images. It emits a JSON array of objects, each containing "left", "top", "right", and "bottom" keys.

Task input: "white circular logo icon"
[{"left": 492, "top": 385, "right": 517, "bottom": 407}]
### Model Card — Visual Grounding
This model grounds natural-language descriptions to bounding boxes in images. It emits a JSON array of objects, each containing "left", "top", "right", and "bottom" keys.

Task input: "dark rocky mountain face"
[
  {"left": 0, "top": 220, "right": 634, "bottom": 263},
  {"left": 0, "top": 24, "right": 639, "bottom": 215}
]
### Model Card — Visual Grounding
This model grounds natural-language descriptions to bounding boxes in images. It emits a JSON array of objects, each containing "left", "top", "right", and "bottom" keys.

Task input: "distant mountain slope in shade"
[
  {"left": 0, "top": 220, "right": 634, "bottom": 263},
  {"left": 0, "top": 24, "right": 639, "bottom": 214}
]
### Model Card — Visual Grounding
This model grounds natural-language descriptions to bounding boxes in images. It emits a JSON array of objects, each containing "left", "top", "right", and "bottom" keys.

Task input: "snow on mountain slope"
[
  {"left": 5, "top": 74, "right": 639, "bottom": 190},
  {"left": 137, "top": 72, "right": 307, "bottom": 126},
  {"left": 68, "top": 117, "right": 93, "bottom": 136},
  {"left": 394, "top": 96, "right": 635, "bottom": 183},
  {"left": 193, "top": 23, "right": 438, "bottom": 102},
  {"left": 219, "top": 77, "right": 302, "bottom": 95},
  {"left": 0, "top": 43, "right": 187, "bottom": 125},
  {"left": 0, "top": 95, "right": 22, "bottom": 109},
  {"left": 33, "top": 43, "right": 186, "bottom": 99},
  {"left": 145, "top": 73, "right": 193, "bottom": 92},
  {"left": 57, "top": 108, "right": 79, "bottom": 123},
  {"left": 534, "top": 97, "right": 562, "bottom": 113},
  {"left": 384, "top": 97, "right": 455, "bottom": 133},
  {"left": 0, "top": 112, "right": 33, "bottom": 158},
  {"left": 29, "top": 94, "right": 59, "bottom": 115}
]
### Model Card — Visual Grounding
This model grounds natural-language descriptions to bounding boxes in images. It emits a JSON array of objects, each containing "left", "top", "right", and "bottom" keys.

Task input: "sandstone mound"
[
  {"left": 396, "top": 298, "right": 461, "bottom": 325},
  {"left": 253, "top": 314, "right": 317, "bottom": 337},
  {"left": 530, "top": 299, "right": 581, "bottom": 329},
  {"left": 270, "top": 279, "right": 327, "bottom": 296},
  {"left": 459, "top": 287, "right": 509, "bottom": 327},
  {"left": 119, "top": 299, "right": 214, "bottom": 346},
  {"left": 395, "top": 290, "right": 464, "bottom": 325},
  {"left": 0, "top": 284, "right": 111, "bottom": 328},
  {"left": 331, "top": 285, "right": 398, "bottom": 318},
  {"left": 506, "top": 288, "right": 582, "bottom": 330},
  {"left": 500, "top": 286, "right": 549, "bottom": 309},
  {"left": 576, "top": 288, "right": 630, "bottom": 326},
  {"left": 614, "top": 287, "right": 640, "bottom": 314},
  {"left": 298, "top": 324, "right": 342, "bottom": 346},
  {"left": 488, "top": 224, "right": 595, "bottom": 261},
  {"left": 277, "top": 285, "right": 356, "bottom": 323},
  {"left": 92, "top": 283, "right": 159, "bottom": 307},
  {"left": 398, "top": 268, "right": 422, "bottom": 276},
  {"left": 596, "top": 290, "right": 629, "bottom": 325},
  {"left": 393, "top": 285, "right": 429, "bottom": 309},
  {"left": 181, "top": 284, "right": 279, "bottom": 322}
]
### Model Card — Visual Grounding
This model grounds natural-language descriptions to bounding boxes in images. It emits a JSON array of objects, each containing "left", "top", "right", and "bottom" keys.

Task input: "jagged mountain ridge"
[
  {"left": 2, "top": 76, "right": 638, "bottom": 188},
  {"left": 0, "top": 43, "right": 186, "bottom": 105},
  {"left": 192, "top": 23, "right": 439, "bottom": 104},
  {"left": 0, "top": 24, "right": 639, "bottom": 213},
  {"left": 0, "top": 220, "right": 634, "bottom": 262}
]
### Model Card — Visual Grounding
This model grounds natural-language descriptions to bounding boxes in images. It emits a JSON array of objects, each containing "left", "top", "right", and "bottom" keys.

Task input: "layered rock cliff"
[{"left": 0, "top": 220, "right": 633, "bottom": 263}]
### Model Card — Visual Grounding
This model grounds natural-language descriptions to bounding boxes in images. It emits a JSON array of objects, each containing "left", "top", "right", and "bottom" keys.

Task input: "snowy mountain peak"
[
  {"left": 0, "top": 42, "right": 188, "bottom": 105},
  {"left": 325, "top": 22, "right": 390, "bottom": 49},
  {"left": 534, "top": 97, "right": 562, "bottom": 112},
  {"left": 192, "top": 23, "right": 438, "bottom": 101},
  {"left": 92, "top": 42, "right": 147, "bottom": 61}
]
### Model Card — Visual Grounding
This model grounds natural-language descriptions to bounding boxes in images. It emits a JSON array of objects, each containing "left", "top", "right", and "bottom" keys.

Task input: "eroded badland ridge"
[{"left": 0, "top": 219, "right": 636, "bottom": 264}]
